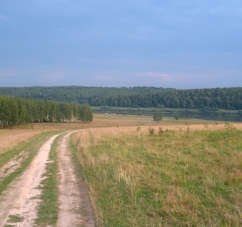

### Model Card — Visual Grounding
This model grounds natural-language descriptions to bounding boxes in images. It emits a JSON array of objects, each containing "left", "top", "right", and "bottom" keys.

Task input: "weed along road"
[{"left": 0, "top": 130, "right": 95, "bottom": 227}]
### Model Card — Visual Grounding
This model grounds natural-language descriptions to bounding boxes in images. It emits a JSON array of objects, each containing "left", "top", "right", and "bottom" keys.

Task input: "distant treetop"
[{"left": 0, "top": 86, "right": 241, "bottom": 110}]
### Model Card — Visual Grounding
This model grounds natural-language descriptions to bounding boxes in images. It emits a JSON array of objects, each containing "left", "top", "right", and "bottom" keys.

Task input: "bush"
[
  {"left": 153, "top": 111, "right": 163, "bottom": 122},
  {"left": 158, "top": 127, "right": 163, "bottom": 136},
  {"left": 148, "top": 127, "right": 155, "bottom": 135}
]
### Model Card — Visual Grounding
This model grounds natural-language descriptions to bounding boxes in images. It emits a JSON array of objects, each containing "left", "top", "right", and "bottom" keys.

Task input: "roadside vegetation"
[
  {"left": 71, "top": 124, "right": 242, "bottom": 226},
  {"left": 0, "top": 131, "right": 60, "bottom": 195}
]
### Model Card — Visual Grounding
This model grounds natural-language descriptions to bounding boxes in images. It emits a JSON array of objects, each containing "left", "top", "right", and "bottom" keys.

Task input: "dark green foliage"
[
  {"left": 79, "top": 103, "right": 93, "bottom": 122},
  {"left": 0, "top": 86, "right": 242, "bottom": 110},
  {"left": 0, "top": 96, "right": 93, "bottom": 128},
  {"left": 153, "top": 111, "right": 163, "bottom": 122}
]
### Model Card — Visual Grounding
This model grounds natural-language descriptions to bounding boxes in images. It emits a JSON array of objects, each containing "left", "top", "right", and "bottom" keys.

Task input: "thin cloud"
[
  {"left": 137, "top": 72, "right": 170, "bottom": 81},
  {"left": 0, "top": 70, "right": 15, "bottom": 77}
]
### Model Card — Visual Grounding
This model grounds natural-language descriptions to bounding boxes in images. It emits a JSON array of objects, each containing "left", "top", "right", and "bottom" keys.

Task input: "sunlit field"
[
  {"left": 1, "top": 113, "right": 242, "bottom": 226},
  {"left": 71, "top": 121, "right": 242, "bottom": 227},
  {"left": 1, "top": 113, "right": 218, "bottom": 154},
  {"left": 0, "top": 114, "right": 152, "bottom": 154}
]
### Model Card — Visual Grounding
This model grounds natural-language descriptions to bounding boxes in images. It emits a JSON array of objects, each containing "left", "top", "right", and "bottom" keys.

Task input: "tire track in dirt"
[
  {"left": 0, "top": 133, "right": 60, "bottom": 227},
  {"left": 57, "top": 131, "right": 95, "bottom": 227},
  {"left": 0, "top": 130, "right": 95, "bottom": 227},
  {"left": 0, "top": 151, "right": 28, "bottom": 182}
]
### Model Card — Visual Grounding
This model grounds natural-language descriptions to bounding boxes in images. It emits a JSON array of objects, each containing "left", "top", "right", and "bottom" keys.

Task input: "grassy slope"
[{"left": 71, "top": 126, "right": 242, "bottom": 226}]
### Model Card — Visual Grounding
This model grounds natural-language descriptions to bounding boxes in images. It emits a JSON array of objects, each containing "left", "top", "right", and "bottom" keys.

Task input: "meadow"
[
  {"left": 0, "top": 114, "right": 151, "bottom": 154},
  {"left": 0, "top": 114, "right": 242, "bottom": 226},
  {"left": 0, "top": 114, "right": 151, "bottom": 199},
  {"left": 70, "top": 120, "right": 242, "bottom": 227}
]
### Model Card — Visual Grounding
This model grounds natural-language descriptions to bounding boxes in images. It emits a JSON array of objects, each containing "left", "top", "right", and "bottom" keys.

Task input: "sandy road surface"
[
  {"left": 0, "top": 130, "right": 95, "bottom": 227},
  {"left": 57, "top": 131, "right": 95, "bottom": 227},
  {"left": 0, "top": 134, "right": 60, "bottom": 227}
]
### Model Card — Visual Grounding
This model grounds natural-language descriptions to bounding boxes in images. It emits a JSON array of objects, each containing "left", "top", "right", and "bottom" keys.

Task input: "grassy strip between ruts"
[
  {"left": 35, "top": 133, "right": 63, "bottom": 226},
  {"left": 0, "top": 131, "right": 61, "bottom": 195},
  {"left": 71, "top": 126, "right": 242, "bottom": 227}
]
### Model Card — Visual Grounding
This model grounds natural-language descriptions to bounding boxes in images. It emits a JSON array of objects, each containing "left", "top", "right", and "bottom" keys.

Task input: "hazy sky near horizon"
[{"left": 0, "top": 0, "right": 242, "bottom": 88}]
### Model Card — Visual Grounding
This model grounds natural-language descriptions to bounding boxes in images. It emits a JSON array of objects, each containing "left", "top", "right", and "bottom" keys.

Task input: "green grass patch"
[
  {"left": 4, "top": 214, "right": 24, "bottom": 227},
  {"left": 92, "top": 106, "right": 240, "bottom": 115},
  {"left": 0, "top": 131, "right": 61, "bottom": 195},
  {"left": 34, "top": 134, "right": 62, "bottom": 226},
  {"left": 7, "top": 214, "right": 24, "bottom": 223},
  {"left": 71, "top": 128, "right": 242, "bottom": 226},
  {"left": 69, "top": 134, "right": 96, "bottom": 224}
]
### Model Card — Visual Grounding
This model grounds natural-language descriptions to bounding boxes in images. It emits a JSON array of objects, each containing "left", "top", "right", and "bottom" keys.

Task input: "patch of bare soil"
[
  {"left": 0, "top": 151, "right": 28, "bottom": 182},
  {"left": 0, "top": 134, "right": 60, "bottom": 227},
  {"left": 57, "top": 131, "right": 95, "bottom": 227}
]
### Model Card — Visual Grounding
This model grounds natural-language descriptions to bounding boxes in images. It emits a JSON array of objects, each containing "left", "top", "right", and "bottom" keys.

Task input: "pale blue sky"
[{"left": 0, "top": 0, "right": 242, "bottom": 88}]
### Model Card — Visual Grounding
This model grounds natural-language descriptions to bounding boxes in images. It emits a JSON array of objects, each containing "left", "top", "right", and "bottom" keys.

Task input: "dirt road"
[
  {"left": 57, "top": 131, "right": 95, "bottom": 227},
  {"left": 0, "top": 131, "right": 95, "bottom": 227}
]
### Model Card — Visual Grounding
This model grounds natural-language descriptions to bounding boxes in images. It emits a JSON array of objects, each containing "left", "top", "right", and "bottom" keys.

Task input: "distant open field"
[
  {"left": 1, "top": 113, "right": 235, "bottom": 154},
  {"left": 0, "top": 114, "right": 151, "bottom": 154}
]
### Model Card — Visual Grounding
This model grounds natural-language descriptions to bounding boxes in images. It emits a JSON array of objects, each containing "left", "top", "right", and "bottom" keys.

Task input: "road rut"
[
  {"left": 0, "top": 134, "right": 60, "bottom": 227},
  {"left": 0, "top": 131, "right": 95, "bottom": 227},
  {"left": 57, "top": 131, "right": 95, "bottom": 227}
]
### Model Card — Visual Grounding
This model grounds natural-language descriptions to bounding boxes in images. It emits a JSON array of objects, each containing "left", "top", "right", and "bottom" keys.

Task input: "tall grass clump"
[
  {"left": 71, "top": 128, "right": 242, "bottom": 227},
  {"left": 148, "top": 127, "right": 155, "bottom": 135}
]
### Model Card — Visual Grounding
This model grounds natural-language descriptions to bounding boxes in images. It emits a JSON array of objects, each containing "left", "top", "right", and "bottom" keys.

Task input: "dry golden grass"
[
  {"left": 71, "top": 121, "right": 242, "bottom": 226},
  {"left": 72, "top": 121, "right": 242, "bottom": 145},
  {"left": 3, "top": 112, "right": 241, "bottom": 226},
  {"left": 0, "top": 130, "right": 42, "bottom": 154},
  {"left": 0, "top": 114, "right": 151, "bottom": 154},
  {"left": 1, "top": 113, "right": 242, "bottom": 155}
]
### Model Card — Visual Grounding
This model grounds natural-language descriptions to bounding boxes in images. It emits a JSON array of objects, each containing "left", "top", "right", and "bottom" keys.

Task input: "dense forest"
[
  {"left": 0, "top": 86, "right": 242, "bottom": 110},
  {"left": 0, "top": 95, "right": 93, "bottom": 128}
]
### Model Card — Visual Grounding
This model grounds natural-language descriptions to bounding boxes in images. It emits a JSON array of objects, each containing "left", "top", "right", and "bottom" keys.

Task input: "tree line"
[
  {"left": 0, "top": 86, "right": 242, "bottom": 110},
  {"left": 0, "top": 86, "right": 172, "bottom": 105},
  {"left": 90, "top": 87, "right": 242, "bottom": 110},
  {"left": 0, "top": 96, "right": 93, "bottom": 128}
]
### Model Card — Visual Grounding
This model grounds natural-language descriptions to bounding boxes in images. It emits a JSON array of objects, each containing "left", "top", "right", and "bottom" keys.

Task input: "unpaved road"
[
  {"left": 57, "top": 131, "right": 95, "bottom": 227},
  {"left": 0, "top": 131, "right": 95, "bottom": 227}
]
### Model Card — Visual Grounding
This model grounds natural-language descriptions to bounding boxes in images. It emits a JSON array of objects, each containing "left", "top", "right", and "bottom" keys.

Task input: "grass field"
[
  {"left": 0, "top": 114, "right": 152, "bottom": 154},
  {"left": 92, "top": 106, "right": 241, "bottom": 116},
  {"left": 1, "top": 114, "right": 242, "bottom": 226},
  {"left": 71, "top": 122, "right": 242, "bottom": 226}
]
